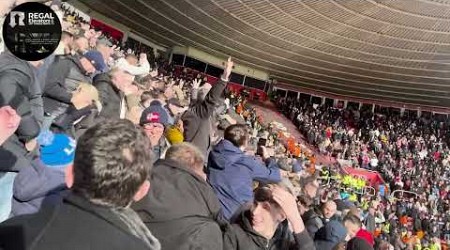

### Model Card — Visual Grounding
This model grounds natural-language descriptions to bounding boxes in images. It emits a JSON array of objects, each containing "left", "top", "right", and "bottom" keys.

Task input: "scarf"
[{"left": 111, "top": 206, "right": 161, "bottom": 249}]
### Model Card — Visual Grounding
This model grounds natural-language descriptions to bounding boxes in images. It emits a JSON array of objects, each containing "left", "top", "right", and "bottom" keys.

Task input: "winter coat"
[
  {"left": 314, "top": 220, "right": 348, "bottom": 250},
  {"left": 0, "top": 51, "right": 41, "bottom": 172},
  {"left": 93, "top": 73, "right": 122, "bottom": 119},
  {"left": 133, "top": 159, "right": 224, "bottom": 250},
  {"left": 93, "top": 73, "right": 139, "bottom": 120},
  {"left": 302, "top": 208, "right": 324, "bottom": 239},
  {"left": 0, "top": 193, "right": 159, "bottom": 250},
  {"left": 223, "top": 209, "right": 315, "bottom": 250},
  {"left": 11, "top": 159, "right": 68, "bottom": 217},
  {"left": 51, "top": 105, "right": 100, "bottom": 139},
  {"left": 43, "top": 55, "right": 91, "bottom": 118},
  {"left": 207, "top": 139, "right": 281, "bottom": 219},
  {"left": 181, "top": 79, "right": 228, "bottom": 158}
]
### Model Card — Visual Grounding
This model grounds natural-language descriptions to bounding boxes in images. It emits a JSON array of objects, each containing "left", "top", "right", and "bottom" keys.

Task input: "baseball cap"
[{"left": 83, "top": 50, "right": 106, "bottom": 72}]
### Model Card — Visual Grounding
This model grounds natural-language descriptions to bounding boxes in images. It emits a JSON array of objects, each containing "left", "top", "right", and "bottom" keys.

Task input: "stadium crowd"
[
  {"left": 277, "top": 96, "right": 450, "bottom": 250},
  {"left": 0, "top": 0, "right": 448, "bottom": 250}
]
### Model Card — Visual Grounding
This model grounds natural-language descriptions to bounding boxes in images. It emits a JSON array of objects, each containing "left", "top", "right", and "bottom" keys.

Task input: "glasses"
[{"left": 143, "top": 123, "right": 164, "bottom": 130}]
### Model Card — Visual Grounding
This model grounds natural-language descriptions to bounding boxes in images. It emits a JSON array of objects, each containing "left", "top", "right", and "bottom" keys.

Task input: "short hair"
[
  {"left": 343, "top": 214, "right": 362, "bottom": 228},
  {"left": 61, "top": 31, "right": 74, "bottom": 40},
  {"left": 224, "top": 124, "right": 249, "bottom": 148},
  {"left": 72, "top": 119, "right": 153, "bottom": 207},
  {"left": 140, "top": 91, "right": 153, "bottom": 105},
  {"left": 165, "top": 142, "right": 205, "bottom": 171}
]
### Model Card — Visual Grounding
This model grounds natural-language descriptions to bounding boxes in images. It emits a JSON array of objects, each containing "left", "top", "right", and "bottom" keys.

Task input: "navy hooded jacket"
[
  {"left": 207, "top": 139, "right": 281, "bottom": 220},
  {"left": 10, "top": 159, "right": 68, "bottom": 217}
]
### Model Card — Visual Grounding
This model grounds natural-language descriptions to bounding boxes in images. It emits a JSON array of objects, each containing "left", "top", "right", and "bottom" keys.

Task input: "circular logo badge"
[{"left": 3, "top": 2, "right": 62, "bottom": 61}]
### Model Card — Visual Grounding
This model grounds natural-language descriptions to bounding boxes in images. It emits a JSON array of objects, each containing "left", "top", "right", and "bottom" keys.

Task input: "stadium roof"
[{"left": 80, "top": 0, "right": 450, "bottom": 107}]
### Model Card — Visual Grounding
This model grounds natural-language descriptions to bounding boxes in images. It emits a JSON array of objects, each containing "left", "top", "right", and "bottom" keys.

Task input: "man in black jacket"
[
  {"left": 133, "top": 142, "right": 224, "bottom": 250},
  {"left": 223, "top": 184, "right": 315, "bottom": 250},
  {"left": 0, "top": 51, "right": 43, "bottom": 221},
  {"left": 43, "top": 51, "right": 99, "bottom": 122},
  {"left": 0, "top": 119, "right": 161, "bottom": 249},
  {"left": 93, "top": 67, "right": 140, "bottom": 120},
  {"left": 0, "top": 51, "right": 42, "bottom": 160},
  {"left": 181, "top": 57, "right": 233, "bottom": 158}
]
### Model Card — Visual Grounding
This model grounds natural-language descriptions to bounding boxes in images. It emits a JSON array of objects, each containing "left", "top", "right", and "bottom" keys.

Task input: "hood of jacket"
[
  {"left": 208, "top": 139, "right": 244, "bottom": 170},
  {"left": 0, "top": 51, "right": 34, "bottom": 81},
  {"left": 13, "top": 158, "right": 66, "bottom": 202},
  {"left": 133, "top": 159, "right": 222, "bottom": 222}
]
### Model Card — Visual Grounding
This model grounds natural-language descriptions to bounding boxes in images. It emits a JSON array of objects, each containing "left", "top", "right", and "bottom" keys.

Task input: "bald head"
[{"left": 322, "top": 200, "right": 337, "bottom": 219}]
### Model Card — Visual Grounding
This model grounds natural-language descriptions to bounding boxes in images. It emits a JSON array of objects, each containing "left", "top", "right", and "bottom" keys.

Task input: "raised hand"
[
  {"left": 222, "top": 57, "right": 234, "bottom": 81},
  {"left": 270, "top": 186, "right": 305, "bottom": 234},
  {"left": 179, "top": 79, "right": 185, "bottom": 89},
  {"left": 139, "top": 53, "right": 147, "bottom": 62},
  {"left": 192, "top": 78, "right": 201, "bottom": 89}
]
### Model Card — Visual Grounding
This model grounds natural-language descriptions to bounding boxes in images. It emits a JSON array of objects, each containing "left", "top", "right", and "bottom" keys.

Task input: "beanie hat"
[
  {"left": 83, "top": 50, "right": 106, "bottom": 72},
  {"left": 40, "top": 133, "right": 76, "bottom": 167},
  {"left": 165, "top": 125, "right": 184, "bottom": 145},
  {"left": 140, "top": 101, "right": 169, "bottom": 126}
]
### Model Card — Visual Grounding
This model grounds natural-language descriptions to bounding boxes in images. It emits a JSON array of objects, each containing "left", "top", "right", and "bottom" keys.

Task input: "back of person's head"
[
  {"left": 224, "top": 124, "right": 249, "bottom": 148},
  {"left": 343, "top": 214, "right": 362, "bottom": 239},
  {"left": 165, "top": 142, "right": 205, "bottom": 179},
  {"left": 70, "top": 119, "right": 152, "bottom": 207},
  {"left": 346, "top": 237, "right": 374, "bottom": 250}
]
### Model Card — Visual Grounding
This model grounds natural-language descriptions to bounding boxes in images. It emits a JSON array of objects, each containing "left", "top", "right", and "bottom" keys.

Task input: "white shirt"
[{"left": 115, "top": 57, "right": 150, "bottom": 76}]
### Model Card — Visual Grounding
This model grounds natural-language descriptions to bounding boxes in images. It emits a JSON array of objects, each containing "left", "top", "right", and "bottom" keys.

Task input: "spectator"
[
  {"left": 51, "top": 82, "right": 101, "bottom": 138},
  {"left": 43, "top": 52, "right": 98, "bottom": 128},
  {"left": 0, "top": 119, "right": 160, "bottom": 249},
  {"left": 208, "top": 124, "right": 281, "bottom": 220},
  {"left": 10, "top": 132, "right": 75, "bottom": 217},
  {"left": 320, "top": 201, "right": 338, "bottom": 223},
  {"left": 95, "top": 38, "right": 113, "bottom": 71},
  {"left": 115, "top": 53, "right": 150, "bottom": 76},
  {"left": 0, "top": 51, "right": 42, "bottom": 221},
  {"left": 314, "top": 220, "right": 348, "bottom": 250},
  {"left": 181, "top": 57, "right": 233, "bottom": 157},
  {"left": 133, "top": 143, "right": 223, "bottom": 250},
  {"left": 343, "top": 214, "right": 374, "bottom": 246},
  {"left": 72, "top": 35, "right": 89, "bottom": 55},
  {"left": 140, "top": 101, "right": 170, "bottom": 161},
  {"left": 0, "top": 51, "right": 42, "bottom": 149},
  {"left": 223, "top": 184, "right": 315, "bottom": 250},
  {"left": 365, "top": 206, "right": 377, "bottom": 235},
  {"left": 0, "top": 106, "right": 20, "bottom": 222},
  {"left": 346, "top": 237, "right": 374, "bottom": 250},
  {"left": 94, "top": 67, "right": 140, "bottom": 119},
  {"left": 0, "top": 106, "right": 20, "bottom": 146}
]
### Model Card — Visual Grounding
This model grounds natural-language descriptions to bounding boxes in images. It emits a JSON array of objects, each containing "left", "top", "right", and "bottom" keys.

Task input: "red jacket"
[{"left": 356, "top": 229, "right": 374, "bottom": 246}]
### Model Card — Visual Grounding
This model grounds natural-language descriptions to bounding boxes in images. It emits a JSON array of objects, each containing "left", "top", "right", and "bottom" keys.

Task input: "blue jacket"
[
  {"left": 10, "top": 159, "right": 68, "bottom": 217},
  {"left": 207, "top": 139, "right": 281, "bottom": 220}
]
